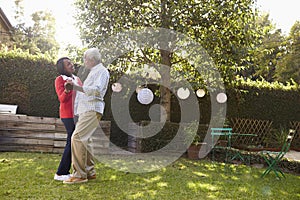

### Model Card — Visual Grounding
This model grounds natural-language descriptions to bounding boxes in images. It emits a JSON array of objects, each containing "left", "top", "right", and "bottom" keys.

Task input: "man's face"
[{"left": 84, "top": 55, "right": 94, "bottom": 69}]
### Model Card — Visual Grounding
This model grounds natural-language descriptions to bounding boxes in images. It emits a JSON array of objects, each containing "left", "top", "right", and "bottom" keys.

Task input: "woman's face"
[{"left": 63, "top": 59, "right": 75, "bottom": 75}]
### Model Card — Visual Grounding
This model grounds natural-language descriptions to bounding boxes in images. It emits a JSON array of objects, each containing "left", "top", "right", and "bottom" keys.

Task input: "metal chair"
[
  {"left": 211, "top": 128, "right": 233, "bottom": 162},
  {"left": 261, "top": 129, "right": 295, "bottom": 179}
]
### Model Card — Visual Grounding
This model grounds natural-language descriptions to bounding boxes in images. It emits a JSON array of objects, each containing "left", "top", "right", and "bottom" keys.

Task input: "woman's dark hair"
[{"left": 56, "top": 57, "right": 70, "bottom": 76}]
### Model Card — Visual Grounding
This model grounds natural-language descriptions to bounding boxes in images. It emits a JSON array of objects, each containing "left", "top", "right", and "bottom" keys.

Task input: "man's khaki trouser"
[{"left": 71, "top": 111, "right": 102, "bottom": 179}]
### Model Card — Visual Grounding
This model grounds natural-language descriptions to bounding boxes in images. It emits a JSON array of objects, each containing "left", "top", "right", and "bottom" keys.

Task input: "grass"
[{"left": 0, "top": 152, "right": 299, "bottom": 200}]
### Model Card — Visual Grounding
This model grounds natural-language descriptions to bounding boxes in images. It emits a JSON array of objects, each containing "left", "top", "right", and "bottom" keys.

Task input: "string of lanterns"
[{"left": 111, "top": 83, "right": 227, "bottom": 105}]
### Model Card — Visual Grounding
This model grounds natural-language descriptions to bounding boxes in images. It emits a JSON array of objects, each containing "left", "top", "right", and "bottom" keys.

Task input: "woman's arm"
[{"left": 55, "top": 76, "right": 72, "bottom": 103}]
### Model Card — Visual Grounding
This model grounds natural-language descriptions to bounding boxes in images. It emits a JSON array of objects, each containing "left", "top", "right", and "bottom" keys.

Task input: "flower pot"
[{"left": 187, "top": 143, "right": 207, "bottom": 160}]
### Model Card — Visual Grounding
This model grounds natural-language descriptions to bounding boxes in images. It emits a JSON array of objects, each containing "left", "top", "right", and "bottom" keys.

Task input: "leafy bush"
[
  {"left": 0, "top": 48, "right": 59, "bottom": 117},
  {"left": 1, "top": 47, "right": 300, "bottom": 128}
]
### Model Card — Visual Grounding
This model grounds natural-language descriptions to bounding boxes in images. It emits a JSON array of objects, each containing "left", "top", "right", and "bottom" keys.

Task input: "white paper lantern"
[
  {"left": 112, "top": 82, "right": 122, "bottom": 92},
  {"left": 216, "top": 93, "right": 227, "bottom": 103},
  {"left": 137, "top": 88, "right": 154, "bottom": 105},
  {"left": 177, "top": 87, "right": 190, "bottom": 100},
  {"left": 196, "top": 89, "right": 205, "bottom": 98}
]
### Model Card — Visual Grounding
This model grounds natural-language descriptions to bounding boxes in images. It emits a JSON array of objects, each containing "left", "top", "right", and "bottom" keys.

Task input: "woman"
[{"left": 54, "top": 57, "right": 82, "bottom": 181}]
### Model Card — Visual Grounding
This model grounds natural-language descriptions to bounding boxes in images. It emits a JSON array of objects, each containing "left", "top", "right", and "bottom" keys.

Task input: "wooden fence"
[
  {"left": 230, "top": 118, "right": 273, "bottom": 147},
  {"left": 0, "top": 115, "right": 111, "bottom": 154},
  {"left": 231, "top": 118, "right": 300, "bottom": 151},
  {"left": 289, "top": 121, "right": 300, "bottom": 151}
]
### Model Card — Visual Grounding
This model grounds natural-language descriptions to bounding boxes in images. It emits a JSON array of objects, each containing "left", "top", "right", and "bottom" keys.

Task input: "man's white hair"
[{"left": 84, "top": 48, "right": 101, "bottom": 64}]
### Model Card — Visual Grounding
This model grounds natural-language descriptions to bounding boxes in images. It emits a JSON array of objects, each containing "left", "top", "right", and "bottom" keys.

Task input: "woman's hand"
[{"left": 64, "top": 80, "right": 73, "bottom": 92}]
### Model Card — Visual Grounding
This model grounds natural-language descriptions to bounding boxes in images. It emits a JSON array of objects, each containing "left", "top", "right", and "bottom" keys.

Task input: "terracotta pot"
[{"left": 187, "top": 143, "right": 207, "bottom": 160}]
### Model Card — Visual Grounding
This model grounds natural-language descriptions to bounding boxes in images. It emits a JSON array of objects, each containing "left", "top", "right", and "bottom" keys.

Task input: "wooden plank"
[
  {"left": 0, "top": 130, "right": 56, "bottom": 139},
  {"left": 55, "top": 124, "right": 66, "bottom": 132},
  {"left": 0, "top": 145, "right": 54, "bottom": 153},
  {"left": 54, "top": 141, "right": 66, "bottom": 148},
  {"left": 0, "top": 116, "right": 111, "bottom": 154},
  {"left": 54, "top": 133, "right": 67, "bottom": 140},
  {"left": 0, "top": 137, "right": 54, "bottom": 146},
  {"left": 0, "top": 115, "right": 57, "bottom": 124},
  {"left": 0, "top": 121, "right": 56, "bottom": 131},
  {"left": 25, "top": 116, "right": 57, "bottom": 124}
]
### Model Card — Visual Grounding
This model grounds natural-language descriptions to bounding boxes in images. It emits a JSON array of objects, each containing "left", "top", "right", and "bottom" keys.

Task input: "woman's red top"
[{"left": 55, "top": 75, "right": 82, "bottom": 118}]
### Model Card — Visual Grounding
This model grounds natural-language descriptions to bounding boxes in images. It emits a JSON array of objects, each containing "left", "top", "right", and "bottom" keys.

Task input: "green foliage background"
[
  {"left": 0, "top": 50, "right": 59, "bottom": 117},
  {"left": 227, "top": 86, "right": 300, "bottom": 128},
  {"left": 1, "top": 50, "right": 300, "bottom": 139}
]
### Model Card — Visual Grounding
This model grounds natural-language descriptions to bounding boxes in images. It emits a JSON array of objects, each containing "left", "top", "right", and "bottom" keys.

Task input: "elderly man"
[{"left": 63, "top": 48, "right": 110, "bottom": 184}]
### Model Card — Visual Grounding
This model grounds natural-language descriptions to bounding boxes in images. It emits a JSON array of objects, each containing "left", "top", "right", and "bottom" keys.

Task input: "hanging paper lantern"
[
  {"left": 196, "top": 89, "right": 205, "bottom": 98},
  {"left": 137, "top": 88, "right": 154, "bottom": 105},
  {"left": 216, "top": 93, "right": 227, "bottom": 103},
  {"left": 177, "top": 87, "right": 190, "bottom": 100},
  {"left": 112, "top": 82, "right": 122, "bottom": 92}
]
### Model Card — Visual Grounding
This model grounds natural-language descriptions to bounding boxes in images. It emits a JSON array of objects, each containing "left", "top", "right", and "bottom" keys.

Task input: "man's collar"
[{"left": 90, "top": 63, "right": 103, "bottom": 71}]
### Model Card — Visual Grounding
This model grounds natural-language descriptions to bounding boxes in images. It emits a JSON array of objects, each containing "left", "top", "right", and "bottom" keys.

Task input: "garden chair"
[
  {"left": 211, "top": 128, "right": 233, "bottom": 162},
  {"left": 261, "top": 129, "right": 295, "bottom": 179},
  {"left": 211, "top": 128, "right": 255, "bottom": 164}
]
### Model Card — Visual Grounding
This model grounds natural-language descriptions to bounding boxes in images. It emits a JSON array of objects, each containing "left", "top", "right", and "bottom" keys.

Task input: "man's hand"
[
  {"left": 65, "top": 80, "right": 84, "bottom": 93},
  {"left": 64, "top": 80, "right": 73, "bottom": 91}
]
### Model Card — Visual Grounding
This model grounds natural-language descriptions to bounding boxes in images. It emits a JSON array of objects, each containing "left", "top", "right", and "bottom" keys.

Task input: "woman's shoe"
[{"left": 54, "top": 174, "right": 71, "bottom": 181}]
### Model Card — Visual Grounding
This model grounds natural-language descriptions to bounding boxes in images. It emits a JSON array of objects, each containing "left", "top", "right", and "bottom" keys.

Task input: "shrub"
[{"left": 0, "top": 48, "right": 59, "bottom": 117}]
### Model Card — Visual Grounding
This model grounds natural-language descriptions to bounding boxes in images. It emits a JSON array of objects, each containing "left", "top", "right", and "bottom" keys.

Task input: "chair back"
[
  {"left": 211, "top": 128, "right": 233, "bottom": 147},
  {"left": 211, "top": 128, "right": 233, "bottom": 135},
  {"left": 280, "top": 129, "right": 295, "bottom": 154},
  {"left": 260, "top": 129, "right": 296, "bottom": 179}
]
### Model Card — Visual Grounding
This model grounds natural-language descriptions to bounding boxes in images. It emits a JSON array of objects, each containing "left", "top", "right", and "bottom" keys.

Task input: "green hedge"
[
  {"left": 1, "top": 49, "right": 300, "bottom": 129},
  {"left": 0, "top": 50, "right": 59, "bottom": 117},
  {"left": 226, "top": 86, "right": 300, "bottom": 128}
]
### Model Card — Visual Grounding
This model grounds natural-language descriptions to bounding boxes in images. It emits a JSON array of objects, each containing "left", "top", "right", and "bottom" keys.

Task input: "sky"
[
  {"left": 0, "top": 0, "right": 81, "bottom": 49},
  {"left": 256, "top": 0, "right": 300, "bottom": 34},
  {"left": 0, "top": 0, "right": 299, "bottom": 54}
]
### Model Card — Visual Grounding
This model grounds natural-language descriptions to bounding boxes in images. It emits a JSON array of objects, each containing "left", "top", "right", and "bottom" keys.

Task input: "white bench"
[{"left": 0, "top": 104, "right": 18, "bottom": 114}]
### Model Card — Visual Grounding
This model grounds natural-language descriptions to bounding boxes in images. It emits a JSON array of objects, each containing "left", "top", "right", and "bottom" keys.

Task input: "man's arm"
[{"left": 65, "top": 81, "right": 84, "bottom": 93}]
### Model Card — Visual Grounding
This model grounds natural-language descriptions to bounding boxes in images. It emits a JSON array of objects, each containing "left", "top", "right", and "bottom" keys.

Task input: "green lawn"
[{"left": 0, "top": 152, "right": 299, "bottom": 200}]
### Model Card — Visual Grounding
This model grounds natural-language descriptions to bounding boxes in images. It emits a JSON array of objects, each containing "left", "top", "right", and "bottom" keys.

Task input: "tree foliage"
[
  {"left": 75, "top": 0, "right": 260, "bottom": 121},
  {"left": 9, "top": 0, "right": 59, "bottom": 58},
  {"left": 275, "top": 21, "right": 300, "bottom": 83},
  {"left": 76, "top": 0, "right": 259, "bottom": 76},
  {"left": 241, "top": 13, "right": 285, "bottom": 82}
]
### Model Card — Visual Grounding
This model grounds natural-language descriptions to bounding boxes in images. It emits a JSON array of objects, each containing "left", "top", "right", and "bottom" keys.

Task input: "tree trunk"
[
  {"left": 160, "top": 49, "right": 171, "bottom": 122},
  {"left": 159, "top": 0, "right": 172, "bottom": 122}
]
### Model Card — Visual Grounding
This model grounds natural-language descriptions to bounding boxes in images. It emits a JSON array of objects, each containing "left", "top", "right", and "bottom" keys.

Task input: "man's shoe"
[
  {"left": 54, "top": 174, "right": 71, "bottom": 181},
  {"left": 88, "top": 175, "right": 96, "bottom": 180},
  {"left": 63, "top": 177, "right": 88, "bottom": 184}
]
